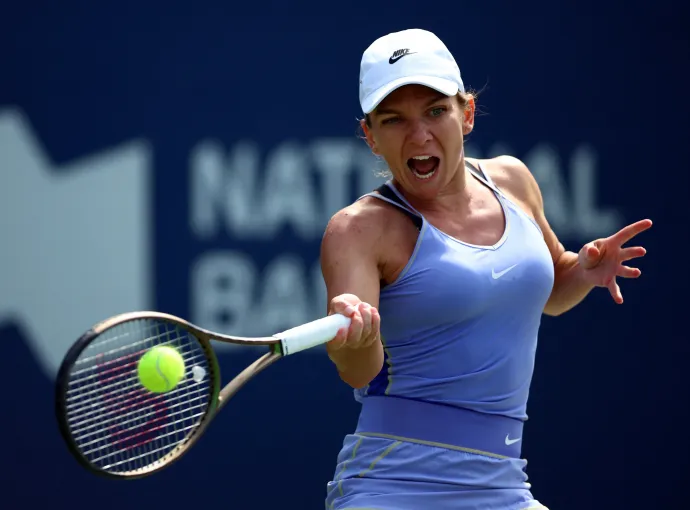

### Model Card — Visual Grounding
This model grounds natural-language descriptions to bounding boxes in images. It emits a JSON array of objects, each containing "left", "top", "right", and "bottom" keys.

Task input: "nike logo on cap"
[{"left": 389, "top": 48, "right": 416, "bottom": 64}]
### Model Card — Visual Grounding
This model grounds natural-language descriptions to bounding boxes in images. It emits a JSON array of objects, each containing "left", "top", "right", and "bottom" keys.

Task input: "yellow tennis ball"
[{"left": 137, "top": 346, "right": 185, "bottom": 393}]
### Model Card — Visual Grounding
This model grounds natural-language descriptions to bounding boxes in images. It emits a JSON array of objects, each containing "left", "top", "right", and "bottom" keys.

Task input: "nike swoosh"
[
  {"left": 505, "top": 435, "right": 521, "bottom": 446},
  {"left": 492, "top": 263, "right": 519, "bottom": 280},
  {"left": 389, "top": 52, "right": 415, "bottom": 64}
]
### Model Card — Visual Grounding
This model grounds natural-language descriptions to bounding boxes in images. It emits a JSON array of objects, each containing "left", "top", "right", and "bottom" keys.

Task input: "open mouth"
[{"left": 407, "top": 155, "right": 440, "bottom": 180}]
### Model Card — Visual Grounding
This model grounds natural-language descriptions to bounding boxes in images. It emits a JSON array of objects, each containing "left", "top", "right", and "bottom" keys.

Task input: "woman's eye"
[
  {"left": 430, "top": 107, "right": 446, "bottom": 117},
  {"left": 382, "top": 117, "right": 400, "bottom": 125}
]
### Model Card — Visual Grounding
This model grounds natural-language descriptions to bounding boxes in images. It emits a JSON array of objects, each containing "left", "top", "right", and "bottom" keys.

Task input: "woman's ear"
[
  {"left": 361, "top": 118, "right": 379, "bottom": 155},
  {"left": 462, "top": 96, "right": 475, "bottom": 136}
]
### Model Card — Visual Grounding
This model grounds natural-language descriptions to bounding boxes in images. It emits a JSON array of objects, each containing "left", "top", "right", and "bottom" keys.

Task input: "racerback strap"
[
  {"left": 372, "top": 183, "right": 424, "bottom": 230},
  {"left": 465, "top": 160, "right": 505, "bottom": 199}
]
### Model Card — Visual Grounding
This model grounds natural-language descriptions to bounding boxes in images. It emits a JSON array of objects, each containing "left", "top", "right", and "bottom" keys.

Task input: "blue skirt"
[
  {"left": 325, "top": 434, "right": 548, "bottom": 510},
  {"left": 325, "top": 397, "right": 549, "bottom": 510}
]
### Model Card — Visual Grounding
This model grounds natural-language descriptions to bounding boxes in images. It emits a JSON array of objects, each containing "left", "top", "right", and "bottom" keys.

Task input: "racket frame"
[{"left": 55, "top": 311, "right": 287, "bottom": 480}]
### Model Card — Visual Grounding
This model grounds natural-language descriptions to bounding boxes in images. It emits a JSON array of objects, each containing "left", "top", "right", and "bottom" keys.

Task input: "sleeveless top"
[{"left": 354, "top": 162, "right": 555, "bottom": 421}]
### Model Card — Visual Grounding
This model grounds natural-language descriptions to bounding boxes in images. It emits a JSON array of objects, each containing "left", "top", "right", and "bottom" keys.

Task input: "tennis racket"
[{"left": 54, "top": 310, "right": 350, "bottom": 480}]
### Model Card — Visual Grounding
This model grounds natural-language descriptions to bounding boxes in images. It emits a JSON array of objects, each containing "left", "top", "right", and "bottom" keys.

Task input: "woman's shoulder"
[
  {"left": 467, "top": 155, "right": 543, "bottom": 212},
  {"left": 322, "top": 194, "right": 406, "bottom": 249}
]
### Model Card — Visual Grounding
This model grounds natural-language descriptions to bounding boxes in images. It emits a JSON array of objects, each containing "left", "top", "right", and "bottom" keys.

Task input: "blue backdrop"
[{"left": 2, "top": 1, "right": 688, "bottom": 509}]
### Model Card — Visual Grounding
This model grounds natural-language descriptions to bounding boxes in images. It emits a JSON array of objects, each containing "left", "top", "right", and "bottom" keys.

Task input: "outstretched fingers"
[
  {"left": 617, "top": 265, "right": 641, "bottom": 278},
  {"left": 619, "top": 246, "right": 646, "bottom": 262},
  {"left": 608, "top": 277, "right": 623, "bottom": 304},
  {"left": 611, "top": 219, "right": 653, "bottom": 247}
]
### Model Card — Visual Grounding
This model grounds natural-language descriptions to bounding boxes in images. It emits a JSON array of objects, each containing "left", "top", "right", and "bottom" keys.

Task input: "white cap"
[{"left": 359, "top": 29, "right": 465, "bottom": 114}]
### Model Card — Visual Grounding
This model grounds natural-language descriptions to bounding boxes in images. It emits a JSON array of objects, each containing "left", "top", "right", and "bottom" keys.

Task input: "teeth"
[
  {"left": 412, "top": 168, "right": 436, "bottom": 180},
  {"left": 412, "top": 155, "right": 432, "bottom": 160}
]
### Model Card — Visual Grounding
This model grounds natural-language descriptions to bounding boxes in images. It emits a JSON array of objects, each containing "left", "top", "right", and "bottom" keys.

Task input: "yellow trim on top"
[
  {"left": 357, "top": 441, "right": 402, "bottom": 478},
  {"left": 381, "top": 335, "right": 394, "bottom": 395},
  {"left": 355, "top": 432, "right": 511, "bottom": 460},
  {"left": 328, "top": 436, "right": 364, "bottom": 509}
]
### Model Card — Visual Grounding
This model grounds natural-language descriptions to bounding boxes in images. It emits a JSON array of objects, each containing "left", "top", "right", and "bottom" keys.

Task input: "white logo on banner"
[{"left": 0, "top": 107, "right": 153, "bottom": 378}]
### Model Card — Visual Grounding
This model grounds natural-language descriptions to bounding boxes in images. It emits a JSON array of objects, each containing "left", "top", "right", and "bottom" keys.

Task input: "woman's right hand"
[
  {"left": 327, "top": 293, "right": 381, "bottom": 352},
  {"left": 319, "top": 203, "right": 386, "bottom": 388}
]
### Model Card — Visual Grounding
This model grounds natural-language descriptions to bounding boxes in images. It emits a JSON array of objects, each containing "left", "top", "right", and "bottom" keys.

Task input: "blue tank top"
[{"left": 355, "top": 163, "right": 555, "bottom": 421}]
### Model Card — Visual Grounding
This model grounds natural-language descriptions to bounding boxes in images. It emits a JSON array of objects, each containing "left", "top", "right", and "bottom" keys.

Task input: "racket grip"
[{"left": 275, "top": 314, "right": 351, "bottom": 356}]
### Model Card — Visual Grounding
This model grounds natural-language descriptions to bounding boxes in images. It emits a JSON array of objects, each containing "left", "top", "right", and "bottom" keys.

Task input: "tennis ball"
[{"left": 137, "top": 346, "right": 185, "bottom": 393}]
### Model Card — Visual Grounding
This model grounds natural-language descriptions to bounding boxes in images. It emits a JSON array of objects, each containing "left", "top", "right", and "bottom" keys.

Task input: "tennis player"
[{"left": 321, "top": 28, "right": 651, "bottom": 509}]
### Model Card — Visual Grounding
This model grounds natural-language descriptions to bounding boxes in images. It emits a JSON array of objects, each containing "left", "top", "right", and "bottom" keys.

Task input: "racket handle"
[{"left": 275, "top": 314, "right": 351, "bottom": 356}]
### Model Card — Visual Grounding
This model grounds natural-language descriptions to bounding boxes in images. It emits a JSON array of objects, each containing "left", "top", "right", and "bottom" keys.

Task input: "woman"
[{"left": 322, "top": 28, "right": 651, "bottom": 509}]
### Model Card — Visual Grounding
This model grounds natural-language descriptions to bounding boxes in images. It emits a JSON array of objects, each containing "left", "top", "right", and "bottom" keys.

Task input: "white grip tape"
[{"left": 276, "top": 314, "right": 351, "bottom": 356}]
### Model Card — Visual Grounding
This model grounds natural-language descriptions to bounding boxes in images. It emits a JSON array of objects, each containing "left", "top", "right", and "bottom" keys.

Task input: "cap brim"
[{"left": 361, "top": 75, "right": 459, "bottom": 114}]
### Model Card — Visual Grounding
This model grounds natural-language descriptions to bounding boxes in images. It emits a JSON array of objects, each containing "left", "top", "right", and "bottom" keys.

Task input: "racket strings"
[
  {"left": 98, "top": 430, "right": 200, "bottom": 470},
  {"left": 69, "top": 320, "right": 185, "bottom": 378},
  {"left": 63, "top": 319, "right": 214, "bottom": 474},
  {"left": 73, "top": 321, "right": 166, "bottom": 365},
  {"left": 69, "top": 386, "right": 207, "bottom": 440},
  {"left": 70, "top": 379, "right": 209, "bottom": 445},
  {"left": 64, "top": 350, "right": 208, "bottom": 413},
  {"left": 89, "top": 417, "right": 202, "bottom": 464}
]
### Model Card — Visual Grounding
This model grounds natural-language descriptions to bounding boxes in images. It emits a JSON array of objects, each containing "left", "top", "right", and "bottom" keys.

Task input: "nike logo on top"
[
  {"left": 491, "top": 263, "right": 519, "bottom": 280},
  {"left": 389, "top": 48, "right": 416, "bottom": 64},
  {"left": 505, "top": 434, "right": 521, "bottom": 446}
]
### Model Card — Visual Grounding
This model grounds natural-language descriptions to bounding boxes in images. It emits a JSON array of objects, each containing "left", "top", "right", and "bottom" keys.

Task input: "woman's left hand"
[{"left": 578, "top": 219, "right": 653, "bottom": 304}]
